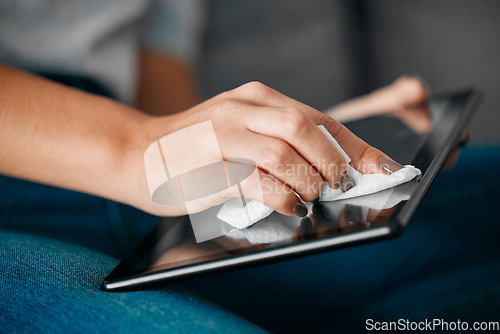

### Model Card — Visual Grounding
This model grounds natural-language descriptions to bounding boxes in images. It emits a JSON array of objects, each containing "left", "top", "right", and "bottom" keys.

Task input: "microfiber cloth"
[{"left": 217, "top": 126, "right": 421, "bottom": 229}]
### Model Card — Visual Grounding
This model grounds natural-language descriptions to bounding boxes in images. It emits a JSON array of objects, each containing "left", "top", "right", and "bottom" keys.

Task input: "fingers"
[
  {"left": 223, "top": 132, "right": 324, "bottom": 202},
  {"left": 242, "top": 104, "right": 350, "bottom": 188},
  {"left": 236, "top": 167, "right": 305, "bottom": 216},
  {"left": 219, "top": 81, "right": 404, "bottom": 200},
  {"left": 395, "top": 106, "right": 432, "bottom": 134},
  {"left": 227, "top": 81, "right": 396, "bottom": 176},
  {"left": 391, "top": 75, "right": 429, "bottom": 107},
  {"left": 311, "top": 112, "right": 405, "bottom": 175}
]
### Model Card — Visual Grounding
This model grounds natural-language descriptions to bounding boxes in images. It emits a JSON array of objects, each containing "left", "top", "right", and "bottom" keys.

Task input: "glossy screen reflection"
[{"left": 136, "top": 99, "right": 439, "bottom": 273}]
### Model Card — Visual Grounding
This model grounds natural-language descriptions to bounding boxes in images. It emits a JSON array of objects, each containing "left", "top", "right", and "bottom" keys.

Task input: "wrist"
[{"left": 118, "top": 109, "right": 182, "bottom": 215}]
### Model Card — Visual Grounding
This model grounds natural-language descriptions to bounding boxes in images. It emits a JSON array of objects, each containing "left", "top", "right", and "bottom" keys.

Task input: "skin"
[
  {"left": 0, "top": 61, "right": 403, "bottom": 218},
  {"left": 325, "top": 76, "right": 432, "bottom": 134},
  {"left": 4, "top": 49, "right": 459, "bottom": 221},
  {"left": 0, "top": 43, "right": 466, "bottom": 285},
  {"left": 326, "top": 76, "right": 466, "bottom": 171}
]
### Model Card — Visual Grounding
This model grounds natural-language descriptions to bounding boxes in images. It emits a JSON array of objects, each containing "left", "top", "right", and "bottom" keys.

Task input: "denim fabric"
[
  {"left": 0, "top": 231, "right": 265, "bottom": 334},
  {"left": 0, "top": 176, "right": 158, "bottom": 258}
]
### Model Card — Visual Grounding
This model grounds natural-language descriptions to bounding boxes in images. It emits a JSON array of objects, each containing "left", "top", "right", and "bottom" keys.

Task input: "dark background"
[{"left": 198, "top": 0, "right": 500, "bottom": 142}]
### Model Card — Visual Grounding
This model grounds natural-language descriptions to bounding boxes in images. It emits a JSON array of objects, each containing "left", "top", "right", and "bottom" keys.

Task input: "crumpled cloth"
[
  {"left": 217, "top": 126, "right": 421, "bottom": 229},
  {"left": 222, "top": 178, "right": 420, "bottom": 244}
]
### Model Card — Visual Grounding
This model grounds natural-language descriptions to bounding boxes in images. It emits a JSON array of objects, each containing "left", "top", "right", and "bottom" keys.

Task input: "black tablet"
[{"left": 102, "top": 89, "right": 479, "bottom": 291}]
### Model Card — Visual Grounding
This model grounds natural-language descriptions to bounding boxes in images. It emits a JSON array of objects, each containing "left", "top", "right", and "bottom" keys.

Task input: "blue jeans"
[{"left": 2, "top": 146, "right": 500, "bottom": 333}]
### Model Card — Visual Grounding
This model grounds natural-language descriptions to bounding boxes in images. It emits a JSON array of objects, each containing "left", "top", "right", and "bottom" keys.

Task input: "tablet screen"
[{"left": 103, "top": 90, "right": 478, "bottom": 289}]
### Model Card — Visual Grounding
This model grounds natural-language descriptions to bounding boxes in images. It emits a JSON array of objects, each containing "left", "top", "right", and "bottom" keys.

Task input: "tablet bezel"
[{"left": 102, "top": 89, "right": 480, "bottom": 291}]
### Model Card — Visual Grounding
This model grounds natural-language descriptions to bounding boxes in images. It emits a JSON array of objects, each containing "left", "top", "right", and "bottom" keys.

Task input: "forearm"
[
  {"left": 0, "top": 67, "right": 409, "bottom": 219},
  {"left": 0, "top": 64, "right": 156, "bottom": 207}
]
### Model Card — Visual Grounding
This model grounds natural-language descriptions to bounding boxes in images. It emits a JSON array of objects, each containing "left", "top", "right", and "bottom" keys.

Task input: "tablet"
[{"left": 102, "top": 89, "right": 479, "bottom": 291}]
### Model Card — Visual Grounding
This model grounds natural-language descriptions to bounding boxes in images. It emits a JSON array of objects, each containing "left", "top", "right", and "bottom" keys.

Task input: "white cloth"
[
  {"left": 217, "top": 126, "right": 421, "bottom": 229},
  {"left": 223, "top": 178, "right": 420, "bottom": 244}
]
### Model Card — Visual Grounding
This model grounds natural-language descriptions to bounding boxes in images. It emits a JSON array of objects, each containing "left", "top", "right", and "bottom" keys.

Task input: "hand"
[
  {"left": 326, "top": 75, "right": 465, "bottom": 172},
  {"left": 325, "top": 76, "right": 432, "bottom": 134},
  {"left": 131, "top": 82, "right": 403, "bottom": 217},
  {"left": 0, "top": 65, "right": 403, "bottom": 220}
]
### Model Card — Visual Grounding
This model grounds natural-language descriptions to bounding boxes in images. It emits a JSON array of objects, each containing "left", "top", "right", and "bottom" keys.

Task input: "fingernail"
[
  {"left": 293, "top": 202, "right": 308, "bottom": 217},
  {"left": 345, "top": 205, "right": 362, "bottom": 226},
  {"left": 334, "top": 172, "right": 355, "bottom": 192},
  {"left": 378, "top": 157, "right": 404, "bottom": 175},
  {"left": 300, "top": 217, "right": 313, "bottom": 239}
]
